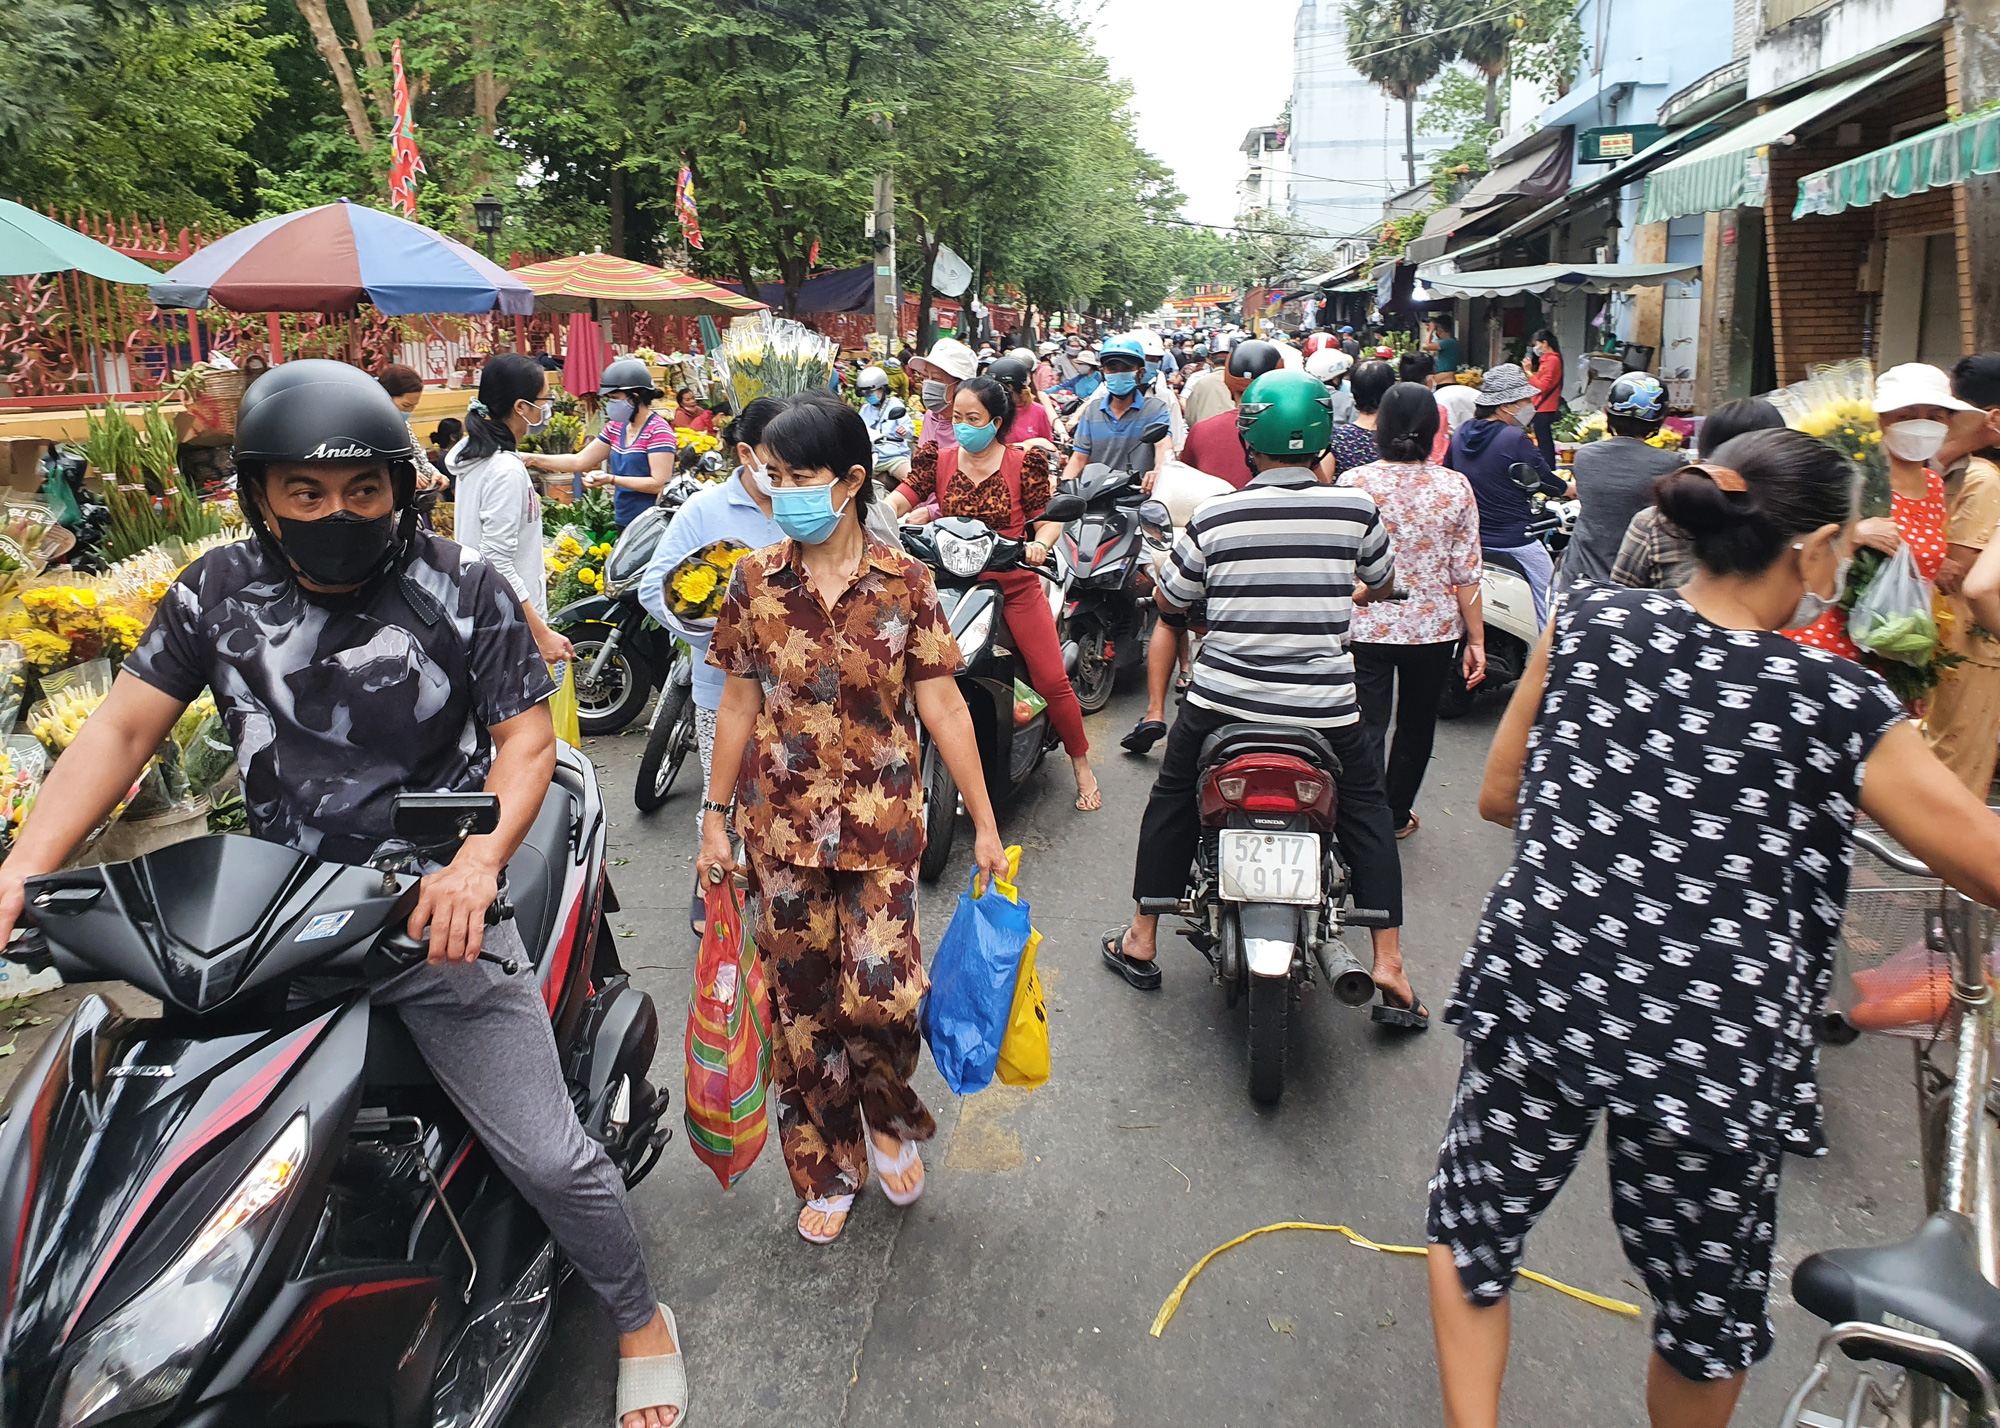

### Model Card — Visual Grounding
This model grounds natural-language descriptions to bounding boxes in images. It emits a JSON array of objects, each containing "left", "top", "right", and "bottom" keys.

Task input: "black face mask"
[{"left": 274, "top": 508, "right": 397, "bottom": 587}]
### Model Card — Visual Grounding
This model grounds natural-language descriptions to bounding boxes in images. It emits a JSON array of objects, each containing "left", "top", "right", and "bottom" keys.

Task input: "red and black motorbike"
[
  {"left": 1142, "top": 723, "right": 1393, "bottom": 1104},
  {"left": 1050, "top": 462, "right": 1159, "bottom": 714},
  {"left": 0, "top": 744, "right": 667, "bottom": 1428}
]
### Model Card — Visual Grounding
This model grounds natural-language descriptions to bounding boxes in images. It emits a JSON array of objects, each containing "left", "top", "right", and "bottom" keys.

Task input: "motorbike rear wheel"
[
  {"left": 1071, "top": 621, "right": 1115, "bottom": 713},
  {"left": 1247, "top": 973, "right": 1289, "bottom": 1105},
  {"left": 918, "top": 739, "right": 958, "bottom": 884},
  {"left": 568, "top": 623, "right": 656, "bottom": 735},
  {"left": 634, "top": 670, "right": 695, "bottom": 813}
]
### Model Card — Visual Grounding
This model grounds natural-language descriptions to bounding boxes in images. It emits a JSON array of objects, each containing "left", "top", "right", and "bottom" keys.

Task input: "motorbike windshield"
[{"left": 603, "top": 507, "right": 668, "bottom": 585}]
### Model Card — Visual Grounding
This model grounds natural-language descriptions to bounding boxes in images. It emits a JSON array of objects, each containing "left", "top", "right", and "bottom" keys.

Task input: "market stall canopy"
[
  {"left": 511, "top": 252, "right": 767, "bottom": 316},
  {"left": 0, "top": 201, "right": 165, "bottom": 284},
  {"left": 1423, "top": 262, "right": 1701, "bottom": 297},
  {"left": 1638, "top": 53, "right": 1930, "bottom": 224},
  {"left": 1406, "top": 140, "right": 1574, "bottom": 264},
  {"left": 718, "top": 265, "right": 875, "bottom": 314},
  {"left": 1793, "top": 107, "right": 2000, "bottom": 217},
  {"left": 149, "top": 199, "right": 534, "bottom": 316}
]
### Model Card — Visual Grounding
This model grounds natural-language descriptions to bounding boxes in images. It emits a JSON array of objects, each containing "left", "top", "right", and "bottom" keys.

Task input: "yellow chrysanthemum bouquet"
[{"left": 665, "top": 540, "right": 751, "bottom": 621}]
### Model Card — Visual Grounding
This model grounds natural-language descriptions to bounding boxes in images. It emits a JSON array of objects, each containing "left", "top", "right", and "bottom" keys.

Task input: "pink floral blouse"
[{"left": 1339, "top": 459, "right": 1483, "bottom": 645}]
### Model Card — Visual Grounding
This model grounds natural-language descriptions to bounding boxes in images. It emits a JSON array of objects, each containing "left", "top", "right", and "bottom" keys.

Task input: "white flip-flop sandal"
[
  {"left": 866, "top": 1135, "right": 925, "bottom": 1207},
  {"left": 614, "top": 1304, "right": 687, "bottom": 1428},
  {"left": 797, "top": 1194, "right": 855, "bottom": 1245}
]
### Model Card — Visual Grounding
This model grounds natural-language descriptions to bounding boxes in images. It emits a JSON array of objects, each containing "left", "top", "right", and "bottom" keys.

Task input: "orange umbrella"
[{"left": 509, "top": 252, "right": 767, "bottom": 316}]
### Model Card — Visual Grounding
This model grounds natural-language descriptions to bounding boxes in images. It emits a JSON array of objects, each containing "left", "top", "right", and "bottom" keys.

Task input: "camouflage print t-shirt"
[{"left": 125, "top": 533, "right": 555, "bottom": 867}]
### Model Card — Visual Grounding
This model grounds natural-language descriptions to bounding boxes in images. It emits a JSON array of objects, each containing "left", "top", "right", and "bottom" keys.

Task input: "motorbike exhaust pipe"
[
  {"left": 1061, "top": 639, "right": 1079, "bottom": 673},
  {"left": 1315, "top": 937, "right": 1377, "bottom": 1006}
]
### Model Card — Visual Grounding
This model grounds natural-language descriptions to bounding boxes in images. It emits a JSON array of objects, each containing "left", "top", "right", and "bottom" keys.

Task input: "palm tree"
[
  {"left": 1440, "top": 0, "right": 1516, "bottom": 130},
  {"left": 1344, "top": 0, "right": 1456, "bottom": 187}
]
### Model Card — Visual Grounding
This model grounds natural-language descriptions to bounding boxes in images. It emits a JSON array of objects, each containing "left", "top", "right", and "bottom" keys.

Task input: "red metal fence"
[{"left": 1, "top": 210, "right": 1016, "bottom": 410}]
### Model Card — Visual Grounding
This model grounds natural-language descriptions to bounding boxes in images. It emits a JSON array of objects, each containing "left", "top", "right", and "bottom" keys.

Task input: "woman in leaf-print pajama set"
[{"left": 697, "top": 393, "right": 1008, "bottom": 1246}]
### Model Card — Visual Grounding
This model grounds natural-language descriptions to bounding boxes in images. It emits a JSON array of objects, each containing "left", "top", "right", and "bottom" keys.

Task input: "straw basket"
[{"left": 184, "top": 366, "right": 247, "bottom": 438}]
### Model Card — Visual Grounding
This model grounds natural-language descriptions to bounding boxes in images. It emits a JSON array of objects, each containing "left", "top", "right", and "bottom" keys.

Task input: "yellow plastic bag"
[
  {"left": 989, "top": 846, "right": 1050, "bottom": 1089},
  {"left": 548, "top": 662, "right": 582, "bottom": 747}
]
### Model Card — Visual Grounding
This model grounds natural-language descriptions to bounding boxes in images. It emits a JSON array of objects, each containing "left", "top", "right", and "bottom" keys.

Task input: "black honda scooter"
[
  {"left": 0, "top": 744, "right": 668, "bottom": 1428},
  {"left": 1052, "top": 463, "right": 1156, "bottom": 713},
  {"left": 902, "top": 497, "right": 1084, "bottom": 883}
]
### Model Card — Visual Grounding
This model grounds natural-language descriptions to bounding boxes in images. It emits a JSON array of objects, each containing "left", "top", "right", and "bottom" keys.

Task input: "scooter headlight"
[
  {"left": 935, "top": 529, "right": 994, "bottom": 579},
  {"left": 58, "top": 1116, "right": 308, "bottom": 1428}
]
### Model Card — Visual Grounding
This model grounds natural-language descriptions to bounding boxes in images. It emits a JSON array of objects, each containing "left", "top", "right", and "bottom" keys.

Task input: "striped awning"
[
  {"left": 508, "top": 252, "right": 768, "bottom": 316},
  {"left": 1638, "top": 55, "right": 1928, "bottom": 225},
  {"left": 1793, "top": 109, "right": 2000, "bottom": 217}
]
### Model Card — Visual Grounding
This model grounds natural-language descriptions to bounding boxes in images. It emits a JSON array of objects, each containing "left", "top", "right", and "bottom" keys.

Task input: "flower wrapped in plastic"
[
  {"left": 666, "top": 539, "right": 751, "bottom": 622},
  {"left": 1767, "top": 359, "right": 1889, "bottom": 517},
  {"left": 0, "top": 500, "right": 77, "bottom": 607},
  {"left": 714, "top": 316, "right": 837, "bottom": 409}
]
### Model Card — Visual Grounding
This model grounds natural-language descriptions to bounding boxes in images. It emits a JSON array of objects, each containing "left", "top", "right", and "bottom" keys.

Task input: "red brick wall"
[{"left": 1767, "top": 72, "right": 1950, "bottom": 381}]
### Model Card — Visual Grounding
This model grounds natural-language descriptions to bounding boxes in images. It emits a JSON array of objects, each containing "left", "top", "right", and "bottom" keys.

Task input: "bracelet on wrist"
[{"left": 701, "top": 799, "right": 731, "bottom": 817}]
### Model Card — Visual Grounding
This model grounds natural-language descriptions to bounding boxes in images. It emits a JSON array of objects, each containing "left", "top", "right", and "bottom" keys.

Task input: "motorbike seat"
[
  {"left": 1198, "top": 722, "right": 1341, "bottom": 777},
  {"left": 1792, "top": 1212, "right": 2000, "bottom": 1398},
  {"left": 502, "top": 776, "right": 580, "bottom": 967},
  {"left": 1481, "top": 546, "right": 1533, "bottom": 579}
]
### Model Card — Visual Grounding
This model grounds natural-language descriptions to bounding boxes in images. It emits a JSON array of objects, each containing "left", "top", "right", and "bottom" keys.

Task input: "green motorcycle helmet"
[{"left": 1236, "top": 369, "right": 1335, "bottom": 458}]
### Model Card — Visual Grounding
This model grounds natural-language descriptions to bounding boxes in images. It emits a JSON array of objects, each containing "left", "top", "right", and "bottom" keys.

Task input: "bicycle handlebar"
[{"left": 1852, "top": 828, "right": 1935, "bottom": 879}]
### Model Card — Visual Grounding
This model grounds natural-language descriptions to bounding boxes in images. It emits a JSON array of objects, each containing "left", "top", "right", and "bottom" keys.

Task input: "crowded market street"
[{"left": 500, "top": 685, "right": 1926, "bottom": 1428}]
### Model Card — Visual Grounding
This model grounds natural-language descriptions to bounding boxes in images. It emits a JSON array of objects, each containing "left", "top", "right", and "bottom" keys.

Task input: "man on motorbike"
[
  {"left": 1101, "top": 369, "right": 1424, "bottom": 1027},
  {"left": 856, "top": 363, "right": 915, "bottom": 482},
  {"left": 1062, "top": 334, "right": 1173, "bottom": 494},
  {"left": 0, "top": 362, "right": 688, "bottom": 1428}
]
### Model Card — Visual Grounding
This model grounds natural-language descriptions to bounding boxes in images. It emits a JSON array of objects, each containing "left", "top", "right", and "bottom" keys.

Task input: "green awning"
[
  {"left": 1639, "top": 54, "right": 1928, "bottom": 224},
  {"left": 1793, "top": 108, "right": 2000, "bottom": 217},
  {"left": 0, "top": 199, "right": 164, "bottom": 283}
]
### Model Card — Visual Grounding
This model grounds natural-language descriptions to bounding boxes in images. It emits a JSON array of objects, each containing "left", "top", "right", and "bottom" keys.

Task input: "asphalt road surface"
[{"left": 515, "top": 675, "right": 1925, "bottom": 1428}]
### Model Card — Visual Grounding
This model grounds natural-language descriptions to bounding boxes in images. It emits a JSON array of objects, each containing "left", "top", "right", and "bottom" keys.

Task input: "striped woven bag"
[{"left": 683, "top": 883, "right": 772, "bottom": 1188}]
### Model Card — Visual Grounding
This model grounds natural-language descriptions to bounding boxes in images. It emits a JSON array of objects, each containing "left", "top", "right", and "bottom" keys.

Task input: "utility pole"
[{"left": 871, "top": 115, "right": 899, "bottom": 352}]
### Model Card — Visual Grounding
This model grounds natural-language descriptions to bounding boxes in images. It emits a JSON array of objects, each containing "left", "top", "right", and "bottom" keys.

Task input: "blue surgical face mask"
[
  {"left": 1104, "top": 371, "right": 1139, "bottom": 397},
  {"left": 770, "top": 480, "right": 852, "bottom": 544},
  {"left": 865, "top": 390, "right": 885, "bottom": 406},
  {"left": 955, "top": 420, "right": 998, "bottom": 454},
  {"left": 1145, "top": 361, "right": 1160, "bottom": 384}
]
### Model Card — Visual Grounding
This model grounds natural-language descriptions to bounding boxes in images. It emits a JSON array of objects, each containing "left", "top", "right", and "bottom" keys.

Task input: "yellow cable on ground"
[{"left": 1149, "top": 1221, "right": 1642, "bottom": 1338}]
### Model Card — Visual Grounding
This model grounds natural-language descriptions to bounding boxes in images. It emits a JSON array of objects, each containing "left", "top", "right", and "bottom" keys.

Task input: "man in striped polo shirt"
[{"left": 1102, "top": 370, "right": 1423, "bottom": 1027}]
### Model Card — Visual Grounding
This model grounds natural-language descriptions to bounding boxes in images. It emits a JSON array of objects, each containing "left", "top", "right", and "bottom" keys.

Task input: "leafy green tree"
[
  {"left": 1513, "top": 0, "right": 1587, "bottom": 99},
  {"left": 1344, "top": 0, "right": 1455, "bottom": 187},
  {"left": 7, "top": 0, "right": 287, "bottom": 228},
  {"left": 1437, "top": 0, "right": 1513, "bottom": 129},
  {"left": 1419, "top": 66, "right": 1494, "bottom": 193}
]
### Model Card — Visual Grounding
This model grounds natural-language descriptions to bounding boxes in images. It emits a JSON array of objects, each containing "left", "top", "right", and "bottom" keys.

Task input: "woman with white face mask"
[{"left": 1787, "top": 363, "right": 1965, "bottom": 665}]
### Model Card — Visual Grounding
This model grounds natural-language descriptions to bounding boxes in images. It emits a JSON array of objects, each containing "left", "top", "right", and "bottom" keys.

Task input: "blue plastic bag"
[{"left": 923, "top": 862, "right": 1033, "bottom": 1096}]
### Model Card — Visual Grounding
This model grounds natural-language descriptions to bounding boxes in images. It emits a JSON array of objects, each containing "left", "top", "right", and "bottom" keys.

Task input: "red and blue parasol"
[{"left": 149, "top": 199, "right": 533, "bottom": 317}]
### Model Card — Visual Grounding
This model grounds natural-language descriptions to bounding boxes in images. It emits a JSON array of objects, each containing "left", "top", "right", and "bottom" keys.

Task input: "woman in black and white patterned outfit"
[{"left": 1426, "top": 428, "right": 2000, "bottom": 1428}]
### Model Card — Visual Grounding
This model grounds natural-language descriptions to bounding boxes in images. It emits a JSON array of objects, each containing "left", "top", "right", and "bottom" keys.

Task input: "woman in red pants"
[{"left": 891, "top": 376, "right": 1101, "bottom": 812}]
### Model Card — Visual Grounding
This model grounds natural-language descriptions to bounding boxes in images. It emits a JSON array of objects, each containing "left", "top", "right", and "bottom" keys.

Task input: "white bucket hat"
[
  {"left": 917, "top": 337, "right": 977, "bottom": 382},
  {"left": 1874, "top": 362, "right": 1978, "bottom": 414},
  {"left": 1476, "top": 363, "right": 1537, "bottom": 407}
]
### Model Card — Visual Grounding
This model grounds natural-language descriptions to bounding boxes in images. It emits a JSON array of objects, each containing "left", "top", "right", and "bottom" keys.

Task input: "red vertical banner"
[
  {"left": 675, "top": 165, "right": 704, "bottom": 251},
  {"left": 388, "top": 40, "right": 426, "bottom": 219}
]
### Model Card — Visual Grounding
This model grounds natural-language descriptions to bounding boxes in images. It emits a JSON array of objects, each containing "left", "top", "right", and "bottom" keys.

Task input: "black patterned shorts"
[{"left": 1426, "top": 1040, "right": 1783, "bottom": 1382}]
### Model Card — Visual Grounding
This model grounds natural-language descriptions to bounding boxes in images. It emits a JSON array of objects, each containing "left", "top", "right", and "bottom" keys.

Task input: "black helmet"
[
  {"left": 234, "top": 359, "right": 419, "bottom": 467},
  {"left": 988, "top": 356, "right": 1031, "bottom": 389},
  {"left": 1227, "top": 339, "right": 1283, "bottom": 380},
  {"left": 600, "top": 357, "right": 661, "bottom": 399}
]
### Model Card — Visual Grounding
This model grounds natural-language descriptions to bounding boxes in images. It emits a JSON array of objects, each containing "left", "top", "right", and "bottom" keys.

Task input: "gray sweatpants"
[{"left": 374, "top": 920, "right": 659, "bottom": 1332}]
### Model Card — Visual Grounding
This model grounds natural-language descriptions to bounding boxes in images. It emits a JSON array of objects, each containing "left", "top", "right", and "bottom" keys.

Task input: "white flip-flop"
[
  {"left": 614, "top": 1304, "right": 687, "bottom": 1428},
  {"left": 866, "top": 1135, "right": 925, "bottom": 1207},
  {"left": 797, "top": 1194, "right": 855, "bottom": 1244}
]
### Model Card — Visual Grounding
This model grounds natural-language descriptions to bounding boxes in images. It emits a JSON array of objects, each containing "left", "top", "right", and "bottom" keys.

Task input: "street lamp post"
[{"left": 472, "top": 191, "right": 504, "bottom": 262}]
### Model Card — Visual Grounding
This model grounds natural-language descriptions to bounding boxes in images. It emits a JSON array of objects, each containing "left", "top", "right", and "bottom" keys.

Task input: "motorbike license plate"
[{"left": 1217, "top": 830, "right": 1320, "bottom": 905}]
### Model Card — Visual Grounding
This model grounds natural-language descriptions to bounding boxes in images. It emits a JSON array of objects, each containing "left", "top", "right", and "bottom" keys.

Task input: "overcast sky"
[{"left": 1085, "top": 0, "right": 1301, "bottom": 229}]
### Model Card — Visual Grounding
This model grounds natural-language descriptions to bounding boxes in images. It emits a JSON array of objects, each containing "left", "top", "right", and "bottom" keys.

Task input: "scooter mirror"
[
  {"left": 1136, "top": 498, "right": 1171, "bottom": 534},
  {"left": 1041, "top": 493, "right": 1086, "bottom": 523},
  {"left": 1509, "top": 461, "right": 1544, "bottom": 492}
]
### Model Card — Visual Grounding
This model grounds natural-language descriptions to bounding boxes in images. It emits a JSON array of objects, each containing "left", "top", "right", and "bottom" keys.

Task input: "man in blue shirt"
[
  {"left": 855, "top": 364, "right": 915, "bottom": 480},
  {"left": 1051, "top": 348, "right": 1103, "bottom": 402},
  {"left": 1063, "top": 335, "right": 1173, "bottom": 493}
]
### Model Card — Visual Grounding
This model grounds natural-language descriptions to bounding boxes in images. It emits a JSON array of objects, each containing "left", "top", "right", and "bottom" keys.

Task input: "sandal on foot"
[
  {"left": 1395, "top": 814, "right": 1419, "bottom": 840},
  {"left": 615, "top": 1304, "right": 688, "bottom": 1428},
  {"left": 1101, "top": 929, "right": 1162, "bottom": 991},
  {"left": 1371, "top": 984, "right": 1430, "bottom": 1031},
  {"left": 797, "top": 1195, "right": 855, "bottom": 1245},
  {"left": 1075, "top": 777, "right": 1102, "bottom": 813},
  {"left": 866, "top": 1135, "right": 926, "bottom": 1206},
  {"left": 1122, "top": 719, "right": 1167, "bottom": 754}
]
